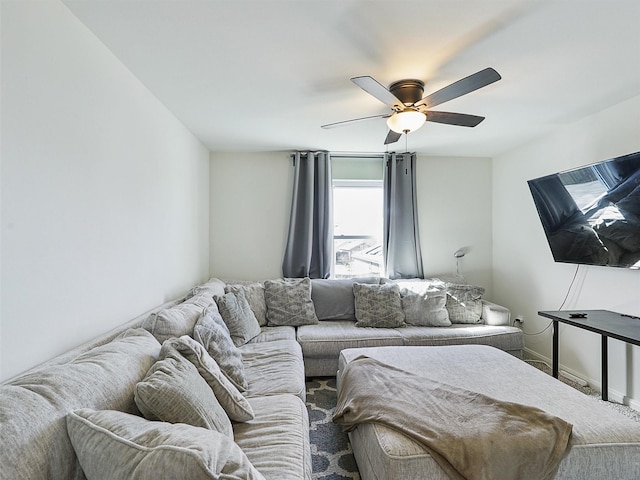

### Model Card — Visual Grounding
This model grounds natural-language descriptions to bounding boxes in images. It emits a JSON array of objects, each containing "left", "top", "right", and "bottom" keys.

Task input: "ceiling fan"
[{"left": 321, "top": 67, "right": 501, "bottom": 145}]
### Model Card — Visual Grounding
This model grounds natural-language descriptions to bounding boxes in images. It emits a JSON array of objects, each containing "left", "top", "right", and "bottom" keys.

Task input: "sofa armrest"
[{"left": 481, "top": 300, "right": 511, "bottom": 326}]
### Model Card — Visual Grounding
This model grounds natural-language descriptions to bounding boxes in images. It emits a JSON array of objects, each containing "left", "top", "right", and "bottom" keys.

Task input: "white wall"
[
  {"left": 1, "top": 1, "right": 210, "bottom": 381},
  {"left": 209, "top": 152, "right": 293, "bottom": 280},
  {"left": 416, "top": 156, "right": 493, "bottom": 295},
  {"left": 209, "top": 152, "right": 494, "bottom": 296},
  {"left": 492, "top": 94, "right": 640, "bottom": 408}
]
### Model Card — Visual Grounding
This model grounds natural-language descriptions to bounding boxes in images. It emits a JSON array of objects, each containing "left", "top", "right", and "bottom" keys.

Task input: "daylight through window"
[{"left": 332, "top": 156, "right": 384, "bottom": 278}]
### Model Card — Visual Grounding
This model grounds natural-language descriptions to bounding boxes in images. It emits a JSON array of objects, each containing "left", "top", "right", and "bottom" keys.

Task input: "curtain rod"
[
  {"left": 331, "top": 151, "right": 414, "bottom": 156},
  {"left": 330, "top": 152, "right": 385, "bottom": 158},
  {"left": 288, "top": 151, "right": 414, "bottom": 162}
]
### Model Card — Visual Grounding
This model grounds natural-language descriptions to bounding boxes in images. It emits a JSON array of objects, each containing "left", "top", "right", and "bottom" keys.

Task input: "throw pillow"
[
  {"left": 67, "top": 409, "right": 265, "bottom": 480},
  {"left": 400, "top": 287, "right": 451, "bottom": 327},
  {"left": 193, "top": 305, "right": 248, "bottom": 392},
  {"left": 353, "top": 282, "right": 405, "bottom": 328},
  {"left": 142, "top": 293, "right": 214, "bottom": 343},
  {"left": 264, "top": 277, "right": 319, "bottom": 326},
  {"left": 134, "top": 353, "right": 232, "bottom": 437},
  {"left": 310, "top": 277, "right": 381, "bottom": 320},
  {"left": 225, "top": 283, "right": 267, "bottom": 326},
  {"left": 215, "top": 290, "right": 262, "bottom": 346},
  {"left": 185, "top": 277, "right": 226, "bottom": 300},
  {"left": 161, "top": 336, "right": 254, "bottom": 422},
  {"left": 445, "top": 283, "right": 485, "bottom": 324}
]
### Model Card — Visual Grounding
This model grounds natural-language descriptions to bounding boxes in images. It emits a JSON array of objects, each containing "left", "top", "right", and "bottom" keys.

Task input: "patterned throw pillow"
[
  {"left": 445, "top": 283, "right": 485, "bottom": 324},
  {"left": 134, "top": 353, "right": 232, "bottom": 437},
  {"left": 67, "top": 409, "right": 265, "bottom": 480},
  {"left": 193, "top": 305, "right": 248, "bottom": 392},
  {"left": 400, "top": 287, "right": 451, "bottom": 327},
  {"left": 161, "top": 337, "right": 254, "bottom": 422},
  {"left": 353, "top": 283, "right": 405, "bottom": 328},
  {"left": 214, "top": 290, "right": 261, "bottom": 346},
  {"left": 264, "top": 278, "right": 319, "bottom": 326},
  {"left": 225, "top": 283, "right": 268, "bottom": 326}
]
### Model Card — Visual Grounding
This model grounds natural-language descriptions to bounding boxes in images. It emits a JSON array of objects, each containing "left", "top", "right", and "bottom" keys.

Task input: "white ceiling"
[{"left": 62, "top": 0, "right": 640, "bottom": 157}]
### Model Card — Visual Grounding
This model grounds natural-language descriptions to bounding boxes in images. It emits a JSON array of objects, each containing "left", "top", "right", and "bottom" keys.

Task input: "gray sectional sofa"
[
  {"left": 0, "top": 275, "right": 521, "bottom": 480},
  {"left": 1, "top": 295, "right": 310, "bottom": 480}
]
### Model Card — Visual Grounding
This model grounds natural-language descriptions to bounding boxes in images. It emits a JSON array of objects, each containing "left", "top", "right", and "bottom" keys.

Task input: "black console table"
[{"left": 538, "top": 310, "right": 640, "bottom": 401}]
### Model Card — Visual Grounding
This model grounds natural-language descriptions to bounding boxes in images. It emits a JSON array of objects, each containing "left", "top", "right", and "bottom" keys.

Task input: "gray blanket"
[{"left": 333, "top": 356, "right": 573, "bottom": 480}]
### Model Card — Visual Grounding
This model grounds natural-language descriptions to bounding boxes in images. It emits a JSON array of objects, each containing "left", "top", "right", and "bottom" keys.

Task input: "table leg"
[
  {"left": 552, "top": 320, "right": 559, "bottom": 379},
  {"left": 601, "top": 335, "right": 608, "bottom": 401}
]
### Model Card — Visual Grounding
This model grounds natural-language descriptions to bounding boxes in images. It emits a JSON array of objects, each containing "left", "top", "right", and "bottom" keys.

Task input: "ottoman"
[{"left": 336, "top": 345, "right": 640, "bottom": 480}]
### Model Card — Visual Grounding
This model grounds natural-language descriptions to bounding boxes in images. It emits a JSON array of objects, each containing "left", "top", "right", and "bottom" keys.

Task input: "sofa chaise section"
[{"left": 336, "top": 345, "right": 640, "bottom": 480}]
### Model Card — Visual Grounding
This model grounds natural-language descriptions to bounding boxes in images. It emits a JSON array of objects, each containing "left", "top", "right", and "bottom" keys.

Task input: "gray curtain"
[
  {"left": 282, "top": 151, "right": 333, "bottom": 279},
  {"left": 383, "top": 152, "right": 424, "bottom": 279}
]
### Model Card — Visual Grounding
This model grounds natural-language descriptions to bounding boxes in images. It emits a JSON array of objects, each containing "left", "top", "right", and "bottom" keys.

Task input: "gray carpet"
[
  {"left": 524, "top": 359, "right": 640, "bottom": 423},
  {"left": 305, "top": 360, "right": 639, "bottom": 479}
]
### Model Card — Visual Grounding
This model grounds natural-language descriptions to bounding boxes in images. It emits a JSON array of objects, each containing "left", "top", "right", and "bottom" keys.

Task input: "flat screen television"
[{"left": 528, "top": 151, "right": 640, "bottom": 269}]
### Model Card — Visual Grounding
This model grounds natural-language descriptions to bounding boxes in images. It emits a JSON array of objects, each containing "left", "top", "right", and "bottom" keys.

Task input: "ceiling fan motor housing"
[{"left": 388, "top": 79, "right": 425, "bottom": 106}]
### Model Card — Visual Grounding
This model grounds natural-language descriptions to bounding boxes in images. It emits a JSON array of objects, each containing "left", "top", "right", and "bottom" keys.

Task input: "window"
[{"left": 331, "top": 156, "right": 384, "bottom": 278}]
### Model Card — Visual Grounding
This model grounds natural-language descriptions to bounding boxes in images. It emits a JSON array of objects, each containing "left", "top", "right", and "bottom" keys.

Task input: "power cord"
[{"left": 523, "top": 264, "right": 581, "bottom": 336}]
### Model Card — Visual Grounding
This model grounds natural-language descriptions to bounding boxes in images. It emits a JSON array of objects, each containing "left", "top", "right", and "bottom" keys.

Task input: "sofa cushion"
[
  {"left": 445, "top": 283, "right": 485, "bottom": 324},
  {"left": 134, "top": 353, "right": 232, "bottom": 437},
  {"left": 398, "top": 324, "right": 525, "bottom": 353},
  {"left": 297, "top": 321, "right": 404, "bottom": 359},
  {"left": 240, "top": 339, "right": 307, "bottom": 401},
  {"left": 0, "top": 329, "right": 160, "bottom": 480},
  {"left": 247, "top": 326, "right": 297, "bottom": 343},
  {"left": 264, "top": 277, "right": 319, "bottom": 326},
  {"left": 193, "top": 305, "right": 248, "bottom": 392},
  {"left": 215, "top": 290, "right": 262, "bottom": 346},
  {"left": 226, "top": 283, "right": 268, "bottom": 326},
  {"left": 161, "top": 336, "right": 254, "bottom": 422},
  {"left": 142, "top": 293, "right": 214, "bottom": 343},
  {"left": 234, "top": 395, "right": 311, "bottom": 480},
  {"left": 311, "top": 277, "right": 380, "bottom": 320},
  {"left": 400, "top": 287, "right": 451, "bottom": 327},
  {"left": 353, "top": 282, "right": 405, "bottom": 328},
  {"left": 66, "top": 409, "right": 265, "bottom": 480}
]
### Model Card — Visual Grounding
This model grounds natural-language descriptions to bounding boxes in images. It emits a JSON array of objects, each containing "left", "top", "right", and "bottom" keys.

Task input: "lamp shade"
[{"left": 386, "top": 110, "right": 426, "bottom": 134}]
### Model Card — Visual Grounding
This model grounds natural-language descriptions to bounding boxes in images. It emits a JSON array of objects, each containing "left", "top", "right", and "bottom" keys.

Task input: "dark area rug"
[
  {"left": 306, "top": 378, "right": 360, "bottom": 480},
  {"left": 305, "top": 360, "right": 639, "bottom": 479}
]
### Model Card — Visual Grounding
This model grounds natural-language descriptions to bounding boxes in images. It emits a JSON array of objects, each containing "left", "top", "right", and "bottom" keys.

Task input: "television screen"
[{"left": 528, "top": 151, "right": 640, "bottom": 269}]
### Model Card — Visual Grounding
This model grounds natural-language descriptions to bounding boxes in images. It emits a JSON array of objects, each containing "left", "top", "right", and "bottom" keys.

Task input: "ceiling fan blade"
[
  {"left": 351, "top": 76, "right": 405, "bottom": 110},
  {"left": 415, "top": 67, "right": 501, "bottom": 109},
  {"left": 425, "top": 111, "right": 485, "bottom": 127},
  {"left": 384, "top": 130, "right": 402, "bottom": 145},
  {"left": 321, "top": 113, "right": 390, "bottom": 129}
]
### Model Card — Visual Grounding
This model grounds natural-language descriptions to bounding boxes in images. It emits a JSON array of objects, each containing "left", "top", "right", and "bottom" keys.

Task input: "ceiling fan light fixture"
[{"left": 386, "top": 109, "right": 426, "bottom": 134}]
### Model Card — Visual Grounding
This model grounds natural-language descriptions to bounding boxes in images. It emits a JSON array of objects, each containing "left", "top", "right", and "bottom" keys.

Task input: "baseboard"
[
  {"left": 523, "top": 348, "right": 592, "bottom": 386},
  {"left": 523, "top": 347, "right": 639, "bottom": 412}
]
